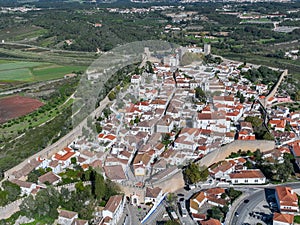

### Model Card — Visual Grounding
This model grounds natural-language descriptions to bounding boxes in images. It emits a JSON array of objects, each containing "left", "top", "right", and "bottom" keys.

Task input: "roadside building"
[
  {"left": 200, "top": 218, "right": 221, "bottom": 225},
  {"left": 101, "top": 195, "right": 125, "bottom": 225},
  {"left": 228, "top": 169, "right": 266, "bottom": 184},
  {"left": 275, "top": 186, "right": 299, "bottom": 213},
  {"left": 273, "top": 212, "right": 294, "bottom": 225}
]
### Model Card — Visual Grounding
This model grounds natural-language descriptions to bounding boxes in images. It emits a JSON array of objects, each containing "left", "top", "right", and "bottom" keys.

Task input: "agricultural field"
[
  {"left": 0, "top": 60, "right": 86, "bottom": 82},
  {"left": 0, "top": 95, "right": 44, "bottom": 123},
  {"left": 0, "top": 77, "right": 79, "bottom": 145}
]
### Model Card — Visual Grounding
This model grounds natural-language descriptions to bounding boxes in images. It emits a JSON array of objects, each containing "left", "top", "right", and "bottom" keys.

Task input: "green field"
[{"left": 0, "top": 60, "right": 86, "bottom": 82}]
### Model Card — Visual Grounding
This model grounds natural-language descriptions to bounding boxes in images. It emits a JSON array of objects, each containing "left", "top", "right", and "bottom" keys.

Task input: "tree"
[
  {"left": 146, "top": 61, "right": 154, "bottom": 73},
  {"left": 71, "top": 157, "right": 77, "bottom": 165},
  {"left": 226, "top": 188, "right": 242, "bottom": 203},
  {"left": 96, "top": 123, "right": 102, "bottom": 133},
  {"left": 92, "top": 171, "right": 106, "bottom": 200},
  {"left": 2, "top": 180, "right": 21, "bottom": 202},
  {"left": 208, "top": 206, "right": 223, "bottom": 220},
  {"left": 184, "top": 163, "right": 208, "bottom": 184},
  {"left": 20, "top": 187, "right": 60, "bottom": 220},
  {"left": 108, "top": 90, "right": 116, "bottom": 101},
  {"left": 0, "top": 190, "right": 8, "bottom": 206},
  {"left": 245, "top": 116, "right": 263, "bottom": 128},
  {"left": 240, "top": 94, "right": 245, "bottom": 103},
  {"left": 75, "top": 181, "right": 85, "bottom": 192},
  {"left": 162, "top": 133, "right": 171, "bottom": 147},
  {"left": 194, "top": 87, "right": 206, "bottom": 102},
  {"left": 263, "top": 132, "right": 274, "bottom": 140},
  {"left": 27, "top": 172, "right": 39, "bottom": 183}
]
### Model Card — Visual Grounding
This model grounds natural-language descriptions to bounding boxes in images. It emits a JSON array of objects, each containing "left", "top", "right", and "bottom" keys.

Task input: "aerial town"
[
  {"left": 1, "top": 41, "right": 300, "bottom": 225},
  {"left": 1, "top": 0, "right": 300, "bottom": 224}
]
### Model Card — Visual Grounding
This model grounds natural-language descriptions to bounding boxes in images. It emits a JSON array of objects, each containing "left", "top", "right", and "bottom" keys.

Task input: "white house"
[
  {"left": 145, "top": 187, "right": 163, "bottom": 204},
  {"left": 228, "top": 169, "right": 266, "bottom": 184},
  {"left": 275, "top": 186, "right": 299, "bottom": 213},
  {"left": 102, "top": 195, "right": 125, "bottom": 225},
  {"left": 57, "top": 209, "right": 78, "bottom": 225},
  {"left": 156, "top": 115, "right": 174, "bottom": 133},
  {"left": 209, "top": 161, "right": 236, "bottom": 180},
  {"left": 11, "top": 179, "right": 37, "bottom": 196}
]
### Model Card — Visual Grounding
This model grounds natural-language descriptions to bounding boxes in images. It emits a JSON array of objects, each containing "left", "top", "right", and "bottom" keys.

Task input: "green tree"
[
  {"left": 263, "top": 132, "right": 274, "bottom": 140},
  {"left": 2, "top": 180, "right": 21, "bottom": 202},
  {"left": 184, "top": 163, "right": 208, "bottom": 184},
  {"left": 240, "top": 94, "right": 245, "bottom": 103},
  {"left": 208, "top": 206, "right": 223, "bottom": 220},
  {"left": 75, "top": 181, "right": 85, "bottom": 192},
  {"left": 71, "top": 157, "right": 77, "bottom": 165},
  {"left": 20, "top": 187, "right": 60, "bottom": 220},
  {"left": 226, "top": 188, "right": 242, "bottom": 203},
  {"left": 194, "top": 87, "right": 206, "bottom": 102},
  {"left": 27, "top": 172, "right": 39, "bottom": 183},
  {"left": 162, "top": 133, "right": 171, "bottom": 147},
  {"left": 108, "top": 91, "right": 116, "bottom": 101},
  {"left": 0, "top": 190, "right": 8, "bottom": 206},
  {"left": 92, "top": 171, "right": 106, "bottom": 200}
]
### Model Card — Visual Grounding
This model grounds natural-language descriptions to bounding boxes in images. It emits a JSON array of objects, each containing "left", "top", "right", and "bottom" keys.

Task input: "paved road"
[
  {"left": 142, "top": 200, "right": 166, "bottom": 225},
  {"left": 231, "top": 189, "right": 264, "bottom": 225},
  {"left": 228, "top": 182, "right": 300, "bottom": 225},
  {"left": 124, "top": 203, "right": 142, "bottom": 225}
]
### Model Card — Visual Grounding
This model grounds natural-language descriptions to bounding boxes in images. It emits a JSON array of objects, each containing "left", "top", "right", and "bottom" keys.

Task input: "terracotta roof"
[
  {"left": 229, "top": 170, "right": 265, "bottom": 179},
  {"left": 104, "top": 195, "right": 123, "bottom": 213},
  {"left": 145, "top": 187, "right": 162, "bottom": 198},
  {"left": 104, "top": 134, "right": 116, "bottom": 141},
  {"left": 151, "top": 99, "right": 167, "bottom": 105},
  {"left": 213, "top": 95, "right": 234, "bottom": 101},
  {"left": 103, "top": 165, "right": 126, "bottom": 181},
  {"left": 211, "top": 161, "right": 235, "bottom": 174},
  {"left": 38, "top": 171, "right": 60, "bottom": 184},
  {"left": 133, "top": 152, "right": 151, "bottom": 166},
  {"left": 194, "top": 191, "right": 206, "bottom": 204},
  {"left": 192, "top": 213, "right": 206, "bottom": 220},
  {"left": 273, "top": 212, "right": 294, "bottom": 224},
  {"left": 11, "top": 179, "right": 34, "bottom": 189},
  {"left": 207, "top": 196, "right": 227, "bottom": 206},
  {"left": 58, "top": 209, "right": 78, "bottom": 219},
  {"left": 276, "top": 186, "right": 298, "bottom": 207},
  {"left": 289, "top": 140, "right": 300, "bottom": 157},
  {"left": 206, "top": 188, "right": 225, "bottom": 196},
  {"left": 200, "top": 218, "right": 222, "bottom": 225},
  {"left": 190, "top": 199, "right": 199, "bottom": 211},
  {"left": 12, "top": 159, "right": 41, "bottom": 179},
  {"left": 54, "top": 151, "right": 75, "bottom": 161}
]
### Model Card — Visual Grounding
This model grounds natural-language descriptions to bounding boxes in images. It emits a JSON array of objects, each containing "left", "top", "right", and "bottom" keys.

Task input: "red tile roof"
[
  {"left": 273, "top": 212, "right": 294, "bottom": 224},
  {"left": 200, "top": 218, "right": 221, "bottom": 225},
  {"left": 229, "top": 170, "right": 265, "bottom": 179},
  {"left": 54, "top": 151, "right": 75, "bottom": 161},
  {"left": 276, "top": 186, "right": 298, "bottom": 207},
  {"left": 104, "top": 195, "right": 123, "bottom": 213}
]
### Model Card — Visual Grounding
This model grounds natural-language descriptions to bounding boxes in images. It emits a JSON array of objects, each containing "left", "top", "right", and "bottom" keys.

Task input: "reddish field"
[{"left": 0, "top": 95, "right": 44, "bottom": 123}]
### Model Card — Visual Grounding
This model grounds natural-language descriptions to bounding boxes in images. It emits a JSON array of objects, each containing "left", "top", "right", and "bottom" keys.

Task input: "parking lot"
[{"left": 240, "top": 189, "right": 278, "bottom": 225}]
